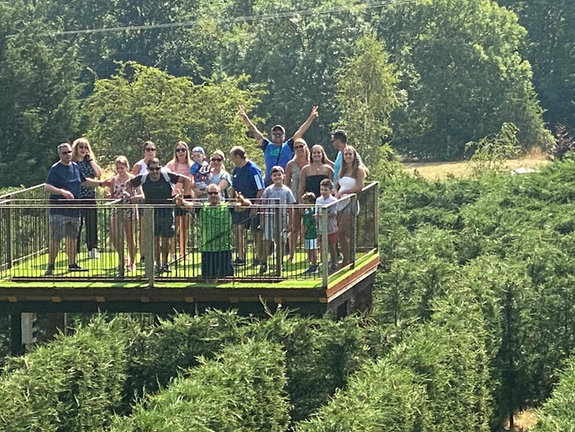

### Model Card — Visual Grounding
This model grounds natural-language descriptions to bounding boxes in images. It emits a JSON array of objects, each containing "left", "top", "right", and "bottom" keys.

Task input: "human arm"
[
  {"left": 335, "top": 167, "right": 365, "bottom": 198},
  {"left": 85, "top": 155, "right": 102, "bottom": 178},
  {"left": 285, "top": 160, "right": 293, "bottom": 187},
  {"left": 131, "top": 161, "right": 142, "bottom": 176},
  {"left": 297, "top": 167, "right": 308, "bottom": 203},
  {"left": 237, "top": 105, "right": 265, "bottom": 147},
  {"left": 44, "top": 183, "right": 74, "bottom": 200},
  {"left": 292, "top": 106, "right": 318, "bottom": 141}
]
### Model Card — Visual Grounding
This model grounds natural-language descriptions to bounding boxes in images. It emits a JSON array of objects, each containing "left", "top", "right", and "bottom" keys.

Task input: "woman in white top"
[
  {"left": 132, "top": 141, "right": 157, "bottom": 176},
  {"left": 335, "top": 145, "right": 368, "bottom": 268},
  {"left": 166, "top": 141, "right": 194, "bottom": 259},
  {"left": 284, "top": 138, "right": 310, "bottom": 261}
]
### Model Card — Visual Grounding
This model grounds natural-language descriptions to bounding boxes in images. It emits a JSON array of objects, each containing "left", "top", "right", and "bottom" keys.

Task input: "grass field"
[{"left": 403, "top": 150, "right": 549, "bottom": 180}]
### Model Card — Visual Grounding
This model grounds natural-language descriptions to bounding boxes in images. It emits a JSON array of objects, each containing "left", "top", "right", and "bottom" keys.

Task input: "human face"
[
  {"left": 343, "top": 149, "right": 355, "bottom": 164},
  {"left": 207, "top": 187, "right": 221, "bottom": 204},
  {"left": 148, "top": 163, "right": 161, "bottom": 180},
  {"left": 59, "top": 145, "right": 73, "bottom": 164},
  {"left": 144, "top": 145, "right": 156, "bottom": 159},
  {"left": 115, "top": 163, "right": 127, "bottom": 175},
  {"left": 175, "top": 146, "right": 187, "bottom": 158},
  {"left": 331, "top": 137, "right": 343, "bottom": 151},
  {"left": 229, "top": 152, "right": 239, "bottom": 167},
  {"left": 294, "top": 142, "right": 306, "bottom": 152},
  {"left": 311, "top": 147, "right": 323, "bottom": 162},
  {"left": 192, "top": 151, "right": 204, "bottom": 163},
  {"left": 320, "top": 185, "right": 331, "bottom": 199},
  {"left": 211, "top": 154, "right": 223, "bottom": 164},
  {"left": 271, "top": 170, "right": 284, "bottom": 185},
  {"left": 271, "top": 128, "right": 285, "bottom": 145}
]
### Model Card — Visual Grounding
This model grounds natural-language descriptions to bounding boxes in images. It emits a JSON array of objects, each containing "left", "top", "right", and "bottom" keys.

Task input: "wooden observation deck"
[{"left": 0, "top": 183, "right": 380, "bottom": 318}]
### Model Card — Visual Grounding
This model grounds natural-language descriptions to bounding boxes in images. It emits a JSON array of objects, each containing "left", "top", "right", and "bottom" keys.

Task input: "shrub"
[{"left": 112, "top": 339, "right": 290, "bottom": 432}]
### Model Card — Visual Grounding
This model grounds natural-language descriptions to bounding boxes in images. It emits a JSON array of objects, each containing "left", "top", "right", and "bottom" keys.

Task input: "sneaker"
[
  {"left": 127, "top": 263, "right": 136, "bottom": 272},
  {"left": 45, "top": 264, "right": 55, "bottom": 276},
  {"left": 162, "top": 264, "right": 171, "bottom": 273},
  {"left": 68, "top": 263, "right": 88, "bottom": 272},
  {"left": 259, "top": 264, "right": 268, "bottom": 274},
  {"left": 233, "top": 258, "right": 246, "bottom": 266},
  {"left": 303, "top": 265, "right": 318, "bottom": 274},
  {"left": 251, "top": 259, "right": 262, "bottom": 268},
  {"left": 154, "top": 264, "right": 163, "bottom": 275},
  {"left": 140, "top": 256, "right": 145, "bottom": 264},
  {"left": 89, "top": 248, "right": 100, "bottom": 259}
]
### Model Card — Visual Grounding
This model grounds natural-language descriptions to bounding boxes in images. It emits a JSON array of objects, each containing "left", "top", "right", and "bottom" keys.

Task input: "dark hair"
[
  {"left": 146, "top": 157, "right": 160, "bottom": 168},
  {"left": 230, "top": 146, "right": 246, "bottom": 159},
  {"left": 331, "top": 130, "right": 347, "bottom": 144},
  {"left": 320, "top": 178, "right": 334, "bottom": 189},
  {"left": 271, "top": 165, "right": 284, "bottom": 174},
  {"left": 302, "top": 192, "right": 316, "bottom": 203}
]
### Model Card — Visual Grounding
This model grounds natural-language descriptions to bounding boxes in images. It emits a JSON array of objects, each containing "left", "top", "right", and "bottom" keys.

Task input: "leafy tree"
[
  {"left": 335, "top": 34, "right": 401, "bottom": 174},
  {"left": 374, "top": 0, "right": 552, "bottom": 160},
  {"left": 499, "top": 0, "right": 575, "bottom": 134},
  {"left": 466, "top": 122, "right": 522, "bottom": 175},
  {"left": 82, "top": 62, "right": 264, "bottom": 167},
  {"left": 0, "top": 5, "right": 83, "bottom": 186}
]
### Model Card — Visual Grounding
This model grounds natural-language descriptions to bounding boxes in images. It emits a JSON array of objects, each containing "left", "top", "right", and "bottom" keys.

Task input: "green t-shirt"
[
  {"left": 200, "top": 203, "right": 233, "bottom": 252},
  {"left": 302, "top": 208, "right": 317, "bottom": 240}
]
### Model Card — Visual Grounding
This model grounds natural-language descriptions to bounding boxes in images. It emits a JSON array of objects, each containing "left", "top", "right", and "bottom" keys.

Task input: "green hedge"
[
  {"left": 0, "top": 316, "right": 129, "bottom": 432},
  {"left": 533, "top": 355, "right": 575, "bottom": 432},
  {"left": 296, "top": 358, "right": 429, "bottom": 432},
  {"left": 112, "top": 339, "right": 289, "bottom": 432}
]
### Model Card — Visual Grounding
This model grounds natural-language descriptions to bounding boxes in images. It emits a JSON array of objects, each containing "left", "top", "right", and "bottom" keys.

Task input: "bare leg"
[
  {"left": 66, "top": 237, "right": 77, "bottom": 265},
  {"left": 234, "top": 224, "right": 245, "bottom": 260}
]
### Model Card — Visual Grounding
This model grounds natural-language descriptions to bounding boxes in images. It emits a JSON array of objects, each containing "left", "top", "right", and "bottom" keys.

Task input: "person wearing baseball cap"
[{"left": 237, "top": 105, "right": 319, "bottom": 185}]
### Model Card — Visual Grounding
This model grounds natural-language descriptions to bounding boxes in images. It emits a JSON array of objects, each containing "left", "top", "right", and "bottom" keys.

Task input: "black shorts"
[
  {"left": 154, "top": 208, "right": 175, "bottom": 238},
  {"left": 231, "top": 208, "right": 260, "bottom": 230},
  {"left": 201, "top": 251, "right": 234, "bottom": 278}
]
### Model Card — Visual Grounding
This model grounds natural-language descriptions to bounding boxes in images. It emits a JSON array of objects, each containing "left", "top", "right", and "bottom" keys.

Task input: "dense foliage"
[{"left": 0, "top": 0, "right": 566, "bottom": 185}]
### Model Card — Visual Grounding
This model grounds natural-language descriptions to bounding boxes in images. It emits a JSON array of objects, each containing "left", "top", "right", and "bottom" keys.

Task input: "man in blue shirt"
[
  {"left": 229, "top": 146, "right": 265, "bottom": 265},
  {"left": 237, "top": 105, "right": 319, "bottom": 185},
  {"left": 44, "top": 143, "right": 107, "bottom": 276}
]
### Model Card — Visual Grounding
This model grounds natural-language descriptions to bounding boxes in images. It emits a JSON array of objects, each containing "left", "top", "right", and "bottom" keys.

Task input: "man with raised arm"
[
  {"left": 44, "top": 143, "right": 108, "bottom": 276},
  {"left": 237, "top": 105, "right": 319, "bottom": 185}
]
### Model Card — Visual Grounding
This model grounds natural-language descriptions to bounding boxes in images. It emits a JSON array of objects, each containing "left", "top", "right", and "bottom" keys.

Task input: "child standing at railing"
[
  {"left": 259, "top": 166, "right": 296, "bottom": 274},
  {"left": 316, "top": 178, "right": 339, "bottom": 272},
  {"left": 301, "top": 192, "right": 318, "bottom": 274},
  {"left": 106, "top": 156, "right": 139, "bottom": 271}
]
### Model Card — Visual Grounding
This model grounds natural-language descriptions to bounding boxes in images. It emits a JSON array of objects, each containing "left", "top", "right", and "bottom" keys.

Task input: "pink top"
[{"left": 166, "top": 161, "right": 191, "bottom": 195}]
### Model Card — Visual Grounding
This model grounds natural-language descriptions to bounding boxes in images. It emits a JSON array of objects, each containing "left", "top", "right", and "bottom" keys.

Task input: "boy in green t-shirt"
[{"left": 301, "top": 192, "right": 318, "bottom": 274}]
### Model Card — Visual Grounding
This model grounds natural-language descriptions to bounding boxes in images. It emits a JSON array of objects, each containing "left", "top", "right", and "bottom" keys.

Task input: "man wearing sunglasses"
[
  {"left": 44, "top": 143, "right": 109, "bottom": 276},
  {"left": 237, "top": 105, "right": 319, "bottom": 186},
  {"left": 127, "top": 158, "right": 192, "bottom": 274}
]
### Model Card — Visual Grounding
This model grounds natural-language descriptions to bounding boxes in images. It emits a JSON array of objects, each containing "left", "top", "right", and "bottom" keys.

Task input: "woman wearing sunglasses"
[
  {"left": 284, "top": 138, "right": 310, "bottom": 261},
  {"left": 72, "top": 137, "right": 102, "bottom": 259},
  {"left": 166, "top": 141, "right": 195, "bottom": 259},
  {"left": 207, "top": 149, "right": 232, "bottom": 199},
  {"left": 132, "top": 141, "right": 157, "bottom": 176}
]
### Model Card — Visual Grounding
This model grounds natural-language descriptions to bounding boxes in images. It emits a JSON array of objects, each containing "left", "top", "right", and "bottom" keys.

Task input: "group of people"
[{"left": 44, "top": 105, "right": 368, "bottom": 278}]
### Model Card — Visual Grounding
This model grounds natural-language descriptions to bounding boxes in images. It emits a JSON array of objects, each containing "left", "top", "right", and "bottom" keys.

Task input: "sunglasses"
[
  {"left": 208, "top": 191, "right": 220, "bottom": 195},
  {"left": 149, "top": 167, "right": 161, "bottom": 172},
  {"left": 175, "top": 148, "right": 187, "bottom": 153},
  {"left": 295, "top": 145, "right": 305, "bottom": 149},
  {"left": 145, "top": 147, "right": 156, "bottom": 152},
  {"left": 211, "top": 157, "right": 223, "bottom": 162},
  {"left": 60, "top": 150, "right": 72, "bottom": 155},
  {"left": 272, "top": 132, "right": 284, "bottom": 136}
]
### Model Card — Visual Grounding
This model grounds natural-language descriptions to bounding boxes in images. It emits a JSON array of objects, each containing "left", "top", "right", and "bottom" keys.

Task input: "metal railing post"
[
  {"left": 351, "top": 194, "right": 357, "bottom": 267},
  {"left": 321, "top": 206, "right": 329, "bottom": 288},
  {"left": 274, "top": 204, "right": 282, "bottom": 276},
  {"left": 117, "top": 206, "right": 125, "bottom": 279},
  {"left": 143, "top": 206, "right": 155, "bottom": 286}
]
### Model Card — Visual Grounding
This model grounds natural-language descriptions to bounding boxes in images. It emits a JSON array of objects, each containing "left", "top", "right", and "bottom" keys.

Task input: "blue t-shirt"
[
  {"left": 46, "top": 161, "right": 86, "bottom": 216},
  {"left": 261, "top": 138, "right": 294, "bottom": 180},
  {"left": 232, "top": 160, "right": 264, "bottom": 199}
]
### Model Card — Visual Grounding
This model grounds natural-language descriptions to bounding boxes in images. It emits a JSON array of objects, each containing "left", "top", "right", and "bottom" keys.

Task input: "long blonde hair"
[
  {"left": 72, "top": 137, "right": 97, "bottom": 162},
  {"left": 340, "top": 145, "right": 368, "bottom": 179}
]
